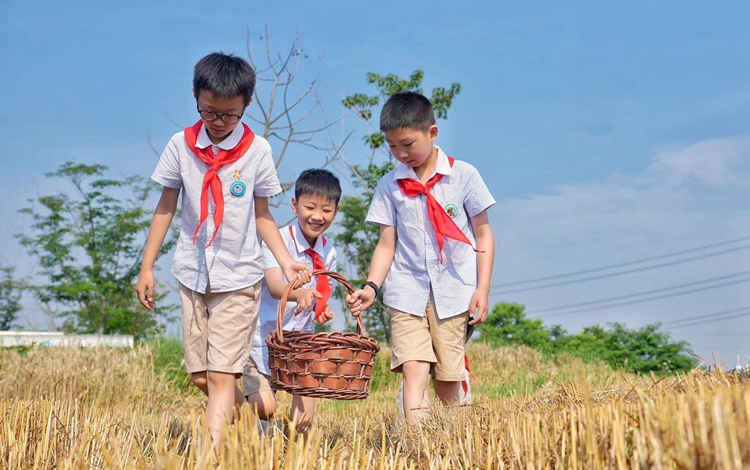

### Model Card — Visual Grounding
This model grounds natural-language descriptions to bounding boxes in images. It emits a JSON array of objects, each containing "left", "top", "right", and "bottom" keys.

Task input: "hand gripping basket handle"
[{"left": 276, "top": 270, "right": 363, "bottom": 342}]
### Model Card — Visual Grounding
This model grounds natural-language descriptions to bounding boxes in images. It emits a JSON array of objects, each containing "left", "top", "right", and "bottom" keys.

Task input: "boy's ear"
[
  {"left": 193, "top": 88, "right": 197, "bottom": 100},
  {"left": 428, "top": 125, "right": 439, "bottom": 141},
  {"left": 291, "top": 197, "right": 298, "bottom": 215},
  {"left": 245, "top": 98, "right": 253, "bottom": 107}
]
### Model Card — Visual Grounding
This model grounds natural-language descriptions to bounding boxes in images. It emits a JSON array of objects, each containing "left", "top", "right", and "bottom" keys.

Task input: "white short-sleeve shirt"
[
  {"left": 151, "top": 123, "right": 282, "bottom": 294},
  {"left": 366, "top": 146, "right": 495, "bottom": 320},
  {"left": 250, "top": 223, "right": 338, "bottom": 375}
]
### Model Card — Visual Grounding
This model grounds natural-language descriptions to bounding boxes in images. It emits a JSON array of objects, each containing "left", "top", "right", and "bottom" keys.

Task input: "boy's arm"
[
  {"left": 346, "top": 225, "right": 396, "bottom": 316},
  {"left": 264, "top": 266, "right": 322, "bottom": 312},
  {"left": 136, "top": 186, "right": 180, "bottom": 309},
  {"left": 468, "top": 210, "right": 494, "bottom": 325},
  {"left": 255, "top": 195, "right": 312, "bottom": 285}
]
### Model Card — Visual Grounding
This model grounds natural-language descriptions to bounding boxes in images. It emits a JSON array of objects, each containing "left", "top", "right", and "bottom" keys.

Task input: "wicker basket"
[{"left": 265, "top": 270, "right": 381, "bottom": 400}]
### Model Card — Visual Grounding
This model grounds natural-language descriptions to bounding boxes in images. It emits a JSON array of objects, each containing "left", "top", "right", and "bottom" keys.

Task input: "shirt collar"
[
  {"left": 290, "top": 223, "right": 325, "bottom": 256},
  {"left": 393, "top": 145, "right": 452, "bottom": 181},
  {"left": 195, "top": 123, "right": 245, "bottom": 150}
]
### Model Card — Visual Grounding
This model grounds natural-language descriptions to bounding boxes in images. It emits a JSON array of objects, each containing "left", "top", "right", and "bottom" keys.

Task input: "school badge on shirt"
[
  {"left": 230, "top": 169, "right": 247, "bottom": 197},
  {"left": 444, "top": 203, "right": 459, "bottom": 219}
]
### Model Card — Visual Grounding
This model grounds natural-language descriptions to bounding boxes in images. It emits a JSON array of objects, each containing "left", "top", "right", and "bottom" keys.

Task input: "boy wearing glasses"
[{"left": 136, "top": 52, "right": 311, "bottom": 453}]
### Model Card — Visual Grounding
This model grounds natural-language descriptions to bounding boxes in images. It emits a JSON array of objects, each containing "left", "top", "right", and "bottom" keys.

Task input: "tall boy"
[
  {"left": 135, "top": 52, "right": 311, "bottom": 452},
  {"left": 347, "top": 91, "right": 495, "bottom": 425},
  {"left": 244, "top": 168, "right": 341, "bottom": 436}
]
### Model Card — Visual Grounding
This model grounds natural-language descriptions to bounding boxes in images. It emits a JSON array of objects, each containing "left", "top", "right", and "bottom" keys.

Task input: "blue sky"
[{"left": 2, "top": 1, "right": 750, "bottom": 366}]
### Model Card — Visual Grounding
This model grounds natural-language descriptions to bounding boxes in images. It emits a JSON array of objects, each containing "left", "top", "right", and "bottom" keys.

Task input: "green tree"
[
  {"left": 477, "top": 301, "right": 696, "bottom": 374},
  {"left": 17, "top": 163, "right": 177, "bottom": 339},
  {"left": 551, "top": 322, "right": 697, "bottom": 373},
  {"left": 333, "top": 71, "right": 461, "bottom": 343},
  {"left": 476, "top": 302, "right": 552, "bottom": 351},
  {"left": 0, "top": 266, "right": 24, "bottom": 330}
]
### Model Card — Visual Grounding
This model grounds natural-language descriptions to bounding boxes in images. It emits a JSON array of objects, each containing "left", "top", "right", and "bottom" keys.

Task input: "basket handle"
[{"left": 276, "top": 270, "right": 363, "bottom": 342}]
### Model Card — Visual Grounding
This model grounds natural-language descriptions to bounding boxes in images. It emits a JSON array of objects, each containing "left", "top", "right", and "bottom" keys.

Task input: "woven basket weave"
[{"left": 266, "top": 270, "right": 380, "bottom": 400}]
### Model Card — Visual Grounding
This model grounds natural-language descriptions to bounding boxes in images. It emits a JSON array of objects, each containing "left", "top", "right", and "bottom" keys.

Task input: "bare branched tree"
[{"left": 246, "top": 26, "right": 353, "bottom": 205}]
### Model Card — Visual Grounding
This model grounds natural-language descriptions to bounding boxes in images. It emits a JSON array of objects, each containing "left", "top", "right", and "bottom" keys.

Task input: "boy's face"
[
  {"left": 193, "top": 89, "right": 250, "bottom": 143},
  {"left": 384, "top": 125, "right": 439, "bottom": 171},
  {"left": 292, "top": 193, "right": 339, "bottom": 247}
]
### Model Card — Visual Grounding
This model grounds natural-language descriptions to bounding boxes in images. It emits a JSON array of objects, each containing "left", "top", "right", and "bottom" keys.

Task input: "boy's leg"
[
  {"left": 426, "top": 290, "right": 468, "bottom": 406},
  {"left": 206, "top": 370, "right": 239, "bottom": 448},
  {"left": 401, "top": 361, "right": 431, "bottom": 424},
  {"left": 204, "top": 281, "right": 263, "bottom": 452},
  {"left": 243, "top": 359, "right": 276, "bottom": 421},
  {"left": 179, "top": 283, "right": 211, "bottom": 394},
  {"left": 390, "top": 306, "right": 437, "bottom": 425},
  {"left": 190, "top": 371, "right": 244, "bottom": 409},
  {"left": 191, "top": 371, "right": 208, "bottom": 394},
  {"left": 290, "top": 395, "right": 316, "bottom": 435}
]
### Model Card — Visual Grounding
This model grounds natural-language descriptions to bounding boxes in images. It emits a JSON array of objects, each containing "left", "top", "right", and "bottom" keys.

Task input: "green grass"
[
  {"left": 145, "top": 337, "right": 194, "bottom": 393},
  {"left": 473, "top": 371, "right": 548, "bottom": 400}
]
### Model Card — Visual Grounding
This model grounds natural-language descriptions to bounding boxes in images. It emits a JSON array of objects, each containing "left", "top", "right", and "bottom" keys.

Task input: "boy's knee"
[
  {"left": 246, "top": 391, "right": 276, "bottom": 420},
  {"left": 402, "top": 360, "right": 431, "bottom": 377},
  {"left": 207, "top": 370, "right": 236, "bottom": 385},
  {"left": 191, "top": 372, "right": 208, "bottom": 391}
]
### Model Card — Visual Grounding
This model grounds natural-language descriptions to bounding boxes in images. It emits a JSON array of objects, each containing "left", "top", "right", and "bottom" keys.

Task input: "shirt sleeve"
[
  {"left": 261, "top": 239, "right": 281, "bottom": 272},
  {"left": 253, "top": 143, "right": 282, "bottom": 197},
  {"left": 462, "top": 164, "right": 496, "bottom": 217},
  {"left": 151, "top": 135, "right": 183, "bottom": 189},
  {"left": 365, "top": 178, "right": 397, "bottom": 226}
]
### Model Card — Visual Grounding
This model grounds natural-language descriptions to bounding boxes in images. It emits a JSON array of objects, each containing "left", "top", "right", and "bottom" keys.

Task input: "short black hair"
[
  {"left": 193, "top": 52, "right": 256, "bottom": 103},
  {"left": 295, "top": 169, "right": 342, "bottom": 206},
  {"left": 380, "top": 91, "right": 435, "bottom": 132}
]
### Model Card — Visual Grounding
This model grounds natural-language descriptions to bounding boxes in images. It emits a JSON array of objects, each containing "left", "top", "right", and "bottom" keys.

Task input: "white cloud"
[
  {"left": 648, "top": 136, "right": 750, "bottom": 187},
  {"left": 489, "top": 136, "right": 750, "bottom": 364}
]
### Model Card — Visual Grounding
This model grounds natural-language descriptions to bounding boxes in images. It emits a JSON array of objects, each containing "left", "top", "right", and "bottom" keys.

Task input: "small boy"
[
  {"left": 135, "top": 52, "right": 311, "bottom": 452},
  {"left": 347, "top": 91, "right": 495, "bottom": 425},
  {"left": 244, "top": 168, "right": 341, "bottom": 436}
]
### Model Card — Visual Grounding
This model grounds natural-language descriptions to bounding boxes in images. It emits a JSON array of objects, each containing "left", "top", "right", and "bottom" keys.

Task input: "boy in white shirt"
[
  {"left": 347, "top": 91, "right": 495, "bottom": 425},
  {"left": 244, "top": 168, "right": 341, "bottom": 436},
  {"left": 136, "top": 52, "right": 311, "bottom": 453}
]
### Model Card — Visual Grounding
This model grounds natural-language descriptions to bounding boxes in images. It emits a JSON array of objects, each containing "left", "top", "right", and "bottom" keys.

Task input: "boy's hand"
[
  {"left": 468, "top": 288, "right": 490, "bottom": 325},
  {"left": 346, "top": 288, "right": 376, "bottom": 317},
  {"left": 281, "top": 259, "right": 313, "bottom": 287},
  {"left": 316, "top": 306, "right": 334, "bottom": 324},
  {"left": 292, "top": 288, "right": 322, "bottom": 314},
  {"left": 136, "top": 269, "right": 155, "bottom": 309}
]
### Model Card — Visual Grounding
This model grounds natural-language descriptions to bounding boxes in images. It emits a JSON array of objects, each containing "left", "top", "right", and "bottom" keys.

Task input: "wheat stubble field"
[{"left": 1, "top": 342, "right": 749, "bottom": 469}]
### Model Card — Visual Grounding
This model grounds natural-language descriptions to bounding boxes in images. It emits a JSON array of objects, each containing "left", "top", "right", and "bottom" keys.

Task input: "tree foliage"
[
  {"left": 17, "top": 163, "right": 177, "bottom": 338},
  {"left": 476, "top": 302, "right": 552, "bottom": 351},
  {"left": 477, "top": 302, "right": 696, "bottom": 374},
  {"left": 0, "top": 266, "right": 24, "bottom": 330},
  {"left": 333, "top": 71, "right": 461, "bottom": 343}
]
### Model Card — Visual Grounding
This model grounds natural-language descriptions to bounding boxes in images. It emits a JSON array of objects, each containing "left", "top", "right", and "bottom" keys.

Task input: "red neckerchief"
[
  {"left": 396, "top": 156, "right": 480, "bottom": 262},
  {"left": 289, "top": 226, "right": 330, "bottom": 320},
  {"left": 462, "top": 355, "right": 476, "bottom": 394},
  {"left": 184, "top": 121, "right": 255, "bottom": 247}
]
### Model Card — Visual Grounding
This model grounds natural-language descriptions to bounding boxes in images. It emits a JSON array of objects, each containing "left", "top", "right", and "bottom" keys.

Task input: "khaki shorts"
[
  {"left": 180, "top": 281, "right": 262, "bottom": 377},
  {"left": 243, "top": 358, "right": 273, "bottom": 397},
  {"left": 389, "top": 290, "right": 468, "bottom": 382}
]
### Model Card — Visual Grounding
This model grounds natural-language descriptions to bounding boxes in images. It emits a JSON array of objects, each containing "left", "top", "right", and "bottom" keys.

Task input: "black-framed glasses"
[{"left": 196, "top": 105, "right": 245, "bottom": 124}]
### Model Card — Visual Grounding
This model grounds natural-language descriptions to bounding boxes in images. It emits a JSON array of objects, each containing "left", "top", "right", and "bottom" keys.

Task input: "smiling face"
[
  {"left": 384, "top": 125, "right": 439, "bottom": 176},
  {"left": 292, "top": 193, "right": 339, "bottom": 247},
  {"left": 193, "top": 89, "right": 250, "bottom": 144}
]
